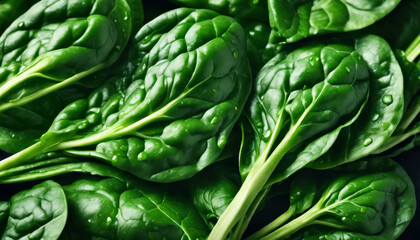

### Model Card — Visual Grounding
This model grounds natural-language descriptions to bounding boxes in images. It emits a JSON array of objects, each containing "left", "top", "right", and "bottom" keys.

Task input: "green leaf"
[
  {"left": 0, "top": 0, "right": 37, "bottom": 34},
  {"left": 309, "top": 35, "right": 404, "bottom": 169},
  {"left": 186, "top": 162, "right": 240, "bottom": 228},
  {"left": 0, "top": 0, "right": 135, "bottom": 113},
  {"left": 249, "top": 158, "right": 416, "bottom": 240},
  {"left": 268, "top": 0, "right": 401, "bottom": 43},
  {"left": 61, "top": 177, "right": 209, "bottom": 240},
  {"left": 170, "top": 0, "right": 268, "bottom": 22},
  {"left": 212, "top": 38, "right": 370, "bottom": 239},
  {"left": 1, "top": 180, "right": 67, "bottom": 240},
  {"left": 0, "top": 8, "right": 252, "bottom": 183}
]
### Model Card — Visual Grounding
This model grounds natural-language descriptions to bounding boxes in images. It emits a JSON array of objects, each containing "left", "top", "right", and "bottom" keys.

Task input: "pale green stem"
[
  {"left": 0, "top": 157, "right": 74, "bottom": 178},
  {"left": 232, "top": 187, "right": 271, "bottom": 240},
  {"left": 396, "top": 96, "right": 420, "bottom": 133},
  {"left": 260, "top": 207, "right": 323, "bottom": 240},
  {"left": 0, "top": 63, "right": 106, "bottom": 112},
  {"left": 0, "top": 142, "right": 45, "bottom": 171},
  {"left": 208, "top": 131, "right": 296, "bottom": 240},
  {"left": 372, "top": 124, "right": 420, "bottom": 154},
  {"left": 406, "top": 33, "right": 420, "bottom": 62},
  {"left": 246, "top": 205, "right": 296, "bottom": 240},
  {"left": 0, "top": 60, "right": 49, "bottom": 97}
]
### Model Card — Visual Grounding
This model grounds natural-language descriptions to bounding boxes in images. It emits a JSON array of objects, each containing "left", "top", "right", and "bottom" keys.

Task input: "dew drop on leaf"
[
  {"left": 137, "top": 152, "right": 147, "bottom": 161},
  {"left": 256, "top": 122, "right": 264, "bottom": 128},
  {"left": 263, "top": 130, "right": 271, "bottom": 141},
  {"left": 363, "top": 138, "right": 373, "bottom": 146},
  {"left": 345, "top": 66, "right": 350, "bottom": 72},
  {"left": 360, "top": 207, "right": 366, "bottom": 213},
  {"left": 233, "top": 51, "right": 238, "bottom": 58},
  {"left": 217, "top": 135, "right": 227, "bottom": 148},
  {"left": 106, "top": 217, "right": 112, "bottom": 225},
  {"left": 78, "top": 122, "right": 88, "bottom": 130},
  {"left": 211, "top": 117, "right": 219, "bottom": 125},
  {"left": 372, "top": 114, "right": 379, "bottom": 122},
  {"left": 17, "top": 22, "right": 24, "bottom": 28},
  {"left": 382, "top": 95, "right": 393, "bottom": 105},
  {"left": 112, "top": 155, "right": 118, "bottom": 162},
  {"left": 341, "top": 217, "right": 347, "bottom": 222}
]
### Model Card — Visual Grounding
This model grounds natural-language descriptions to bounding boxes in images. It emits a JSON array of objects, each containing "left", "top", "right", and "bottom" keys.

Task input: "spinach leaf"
[
  {"left": 1, "top": 180, "right": 67, "bottom": 240},
  {"left": 0, "top": 201, "right": 9, "bottom": 234},
  {"left": 247, "top": 158, "right": 416, "bottom": 240},
  {"left": 186, "top": 162, "right": 240, "bottom": 229},
  {"left": 0, "top": 0, "right": 135, "bottom": 113},
  {"left": 308, "top": 35, "right": 404, "bottom": 169},
  {"left": 268, "top": 0, "right": 401, "bottom": 44},
  {"left": 211, "top": 37, "right": 371, "bottom": 238},
  {"left": 170, "top": 0, "right": 268, "bottom": 22},
  {"left": 60, "top": 177, "right": 210, "bottom": 240},
  {"left": 0, "top": 0, "right": 37, "bottom": 34},
  {"left": 0, "top": 8, "right": 252, "bottom": 183}
]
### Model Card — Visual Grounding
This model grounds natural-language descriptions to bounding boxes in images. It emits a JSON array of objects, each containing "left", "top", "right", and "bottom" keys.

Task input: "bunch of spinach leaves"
[{"left": 0, "top": 0, "right": 419, "bottom": 239}]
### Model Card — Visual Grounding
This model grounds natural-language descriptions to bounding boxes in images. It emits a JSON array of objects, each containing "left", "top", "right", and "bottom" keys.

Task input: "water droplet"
[
  {"left": 211, "top": 117, "right": 219, "bottom": 125},
  {"left": 87, "top": 219, "right": 92, "bottom": 223},
  {"left": 360, "top": 207, "right": 366, "bottom": 213},
  {"left": 18, "top": 22, "right": 25, "bottom": 28},
  {"left": 11, "top": 134, "right": 15, "bottom": 138},
  {"left": 87, "top": 113, "right": 100, "bottom": 124},
  {"left": 341, "top": 217, "right": 347, "bottom": 222},
  {"left": 106, "top": 217, "right": 112, "bottom": 225},
  {"left": 137, "top": 152, "right": 147, "bottom": 161},
  {"left": 233, "top": 51, "right": 238, "bottom": 58},
  {"left": 263, "top": 130, "right": 271, "bottom": 141},
  {"left": 234, "top": 106, "right": 238, "bottom": 111},
  {"left": 112, "top": 155, "right": 118, "bottom": 162},
  {"left": 217, "top": 135, "right": 227, "bottom": 148},
  {"left": 382, "top": 95, "right": 393, "bottom": 105},
  {"left": 345, "top": 66, "right": 350, "bottom": 72},
  {"left": 256, "top": 122, "right": 264, "bottom": 128},
  {"left": 309, "top": 61, "right": 314, "bottom": 66},
  {"left": 115, "top": 45, "right": 121, "bottom": 51},
  {"left": 47, "top": 152, "right": 55, "bottom": 157},
  {"left": 252, "top": 0, "right": 259, "bottom": 4},
  {"left": 372, "top": 114, "right": 379, "bottom": 122},
  {"left": 363, "top": 138, "right": 373, "bottom": 146},
  {"left": 113, "top": 19, "right": 117, "bottom": 23},
  {"left": 296, "top": 191, "right": 301, "bottom": 196},
  {"left": 78, "top": 122, "right": 88, "bottom": 130},
  {"left": 124, "top": 16, "right": 128, "bottom": 21},
  {"left": 315, "top": 57, "right": 319, "bottom": 61},
  {"left": 351, "top": 214, "right": 358, "bottom": 221},
  {"left": 379, "top": 61, "right": 387, "bottom": 70},
  {"left": 142, "top": 35, "right": 152, "bottom": 44}
]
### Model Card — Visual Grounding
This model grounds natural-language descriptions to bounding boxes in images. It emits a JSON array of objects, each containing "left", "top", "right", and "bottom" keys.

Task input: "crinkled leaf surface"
[
  {"left": 309, "top": 35, "right": 404, "bottom": 169},
  {"left": 1, "top": 180, "right": 67, "bottom": 240},
  {"left": 268, "top": 0, "right": 401, "bottom": 43},
  {"left": 2, "top": 8, "right": 252, "bottom": 183},
  {"left": 264, "top": 158, "right": 416, "bottom": 240},
  {"left": 239, "top": 40, "right": 369, "bottom": 178},
  {"left": 186, "top": 162, "right": 240, "bottom": 228},
  {"left": 170, "top": 0, "right": 268, "bottom": 22},
  {"left": 0, "top": 0, "right": 133, "bottom": 112},
  {"left": 61, "top": 177, "right": 209, "bottom": 240},
  {"left": 0, "top": 0, "right": 37, "bottom": 34}
]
